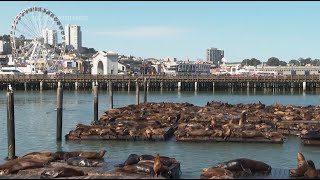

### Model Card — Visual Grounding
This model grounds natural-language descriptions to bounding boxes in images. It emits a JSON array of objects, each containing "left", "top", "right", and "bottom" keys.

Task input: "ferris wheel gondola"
[{"left": 10, "top": 7, "right": 65, "bottom": 73}]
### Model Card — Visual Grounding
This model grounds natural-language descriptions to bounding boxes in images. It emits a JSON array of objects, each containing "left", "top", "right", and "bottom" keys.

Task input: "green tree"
[
  {"left": 289, "top": 59, "right": 300, "bottom": 66},
  {"left": 311, "top": 59, "right": 320, "bottom": 66},
  {"left": 279, "top": 61, "right": 287, "bottom": 66},
  {"left": 241, "top": 58, "right": 261, "bottom": 66},
  {"left": 266, "top": 57, "right": 280, "bottom": 66}
]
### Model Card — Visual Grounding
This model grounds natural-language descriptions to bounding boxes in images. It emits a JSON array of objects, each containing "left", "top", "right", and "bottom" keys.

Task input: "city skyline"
[{"left": 1, "top": 1, "right": 320, "bottom": 62}]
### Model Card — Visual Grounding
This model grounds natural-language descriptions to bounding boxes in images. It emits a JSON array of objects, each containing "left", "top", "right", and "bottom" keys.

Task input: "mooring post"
[
  {"left": 136, "top": 80, "right": 139, "bottom": 105},
  {"left": 143, "top": 77, "right": 147, "bottom": 103},
  {"left": 109, "top": 81, "right": 113, "bottom": 109},
  {"left": 40, "top": 81, "right": 43, "bottom": 91},
  {"left": 56, "top": 82, "right": 63, "bottom": 142},
  {"left": 7, "top": 91, "right": 15, "bottom": 160},
  {"left": 93, "top": 85, "right": 98, "bottom": 122}
]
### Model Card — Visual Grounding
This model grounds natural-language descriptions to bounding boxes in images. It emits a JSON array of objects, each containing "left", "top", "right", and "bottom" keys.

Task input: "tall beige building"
[
  {"left": 42, "top": 29, "right": 57, "bottom": 46},
  {"left": 65, "top": 24, "right": 82, "bottom": 51}
]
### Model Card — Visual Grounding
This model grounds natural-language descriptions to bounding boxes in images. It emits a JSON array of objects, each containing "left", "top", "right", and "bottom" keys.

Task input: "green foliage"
[{"left": 241, "top": 58, "right": 261, "bottom": 66}]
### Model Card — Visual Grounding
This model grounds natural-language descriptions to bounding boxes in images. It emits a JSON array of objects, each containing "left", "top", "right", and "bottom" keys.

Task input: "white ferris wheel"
[{"left": 10, "top": 7, "right": 65, "bottom": 73}]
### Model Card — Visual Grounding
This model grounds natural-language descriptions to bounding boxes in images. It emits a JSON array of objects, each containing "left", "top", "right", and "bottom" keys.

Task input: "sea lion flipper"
[{"left": 240, "top": 164, "right": 252, "bottom": 174}]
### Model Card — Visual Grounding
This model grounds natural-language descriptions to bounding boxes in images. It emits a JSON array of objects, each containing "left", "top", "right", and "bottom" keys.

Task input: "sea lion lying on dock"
[
  {"left": 79, "top": 150, "right": 107, "bottom": 159},
  {"left": 214, "top": 158, "right": 271, "bottom": 175},
  {"left": 115, "top": 154, "right": 140, "bottom": 167},
  {"left": 0, "top": 158, "right": 47, "bottom": 175},
  {"left": 40, "top": 167, "right": 87, "bottom": 179}
]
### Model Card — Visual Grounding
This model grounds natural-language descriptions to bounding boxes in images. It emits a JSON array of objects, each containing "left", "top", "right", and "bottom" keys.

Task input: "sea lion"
[
  {"left": 201, "top": 167, "right": 234, "bottom": 179},
  {"left": 304, "top": 160, "right": 319, "bottom": 179},
  {"left": 240, "top": 130, "right": 264, "bottom": 138},
  {"left": 0, "top": 158, "right": 47, "bottom": 175},
  {"left": 238, "top": 110, "right": 247, "bottom": 127},
  {"left": 67, "top": 157, "right": 99, "bottom": 167},
  {"left": 214, "top": 158, "right": 271, "bottom": 174},
  {"left": 21, "top": 151, "right": 56, "bottom": 162},
  {"left": 139, "top": 155, "right": 155, "bottom": 161},
  {"left": 153, "top": 154, "right": 162, "bottom": 177},
  {"left": 54, "top": 151, "right": 81, "bottom": 161},
  {"left": 40, "top": 167, "right": 86, "bottom": 179},
  {"left": 79, "top": 150, "right": 106, "bottom": 159},
  {"left": 290, "top": 152, "right": 308, "bottom": 177},
  {"left": 137, "top": 160, "right": 154, "bottom": 175},
  {"left": 115, "top": 154, "right": 140, "bottom": 167}
]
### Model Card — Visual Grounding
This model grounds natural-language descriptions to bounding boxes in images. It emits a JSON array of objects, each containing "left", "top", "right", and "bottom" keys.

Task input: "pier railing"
[{"left": 0, "top": 74, "right": 319, "bottom": 83}]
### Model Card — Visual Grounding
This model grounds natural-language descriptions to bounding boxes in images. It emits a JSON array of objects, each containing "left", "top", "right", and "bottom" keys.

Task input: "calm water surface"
[{"left": 0, "top": 89, "right": 320, "bottom": 178}]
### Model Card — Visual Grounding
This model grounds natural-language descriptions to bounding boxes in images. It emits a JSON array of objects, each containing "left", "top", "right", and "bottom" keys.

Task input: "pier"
[{"left": 1, "top": 74, "right": 320, "bottom": 91}]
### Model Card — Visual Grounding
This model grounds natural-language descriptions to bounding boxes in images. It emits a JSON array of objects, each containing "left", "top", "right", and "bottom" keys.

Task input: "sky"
[{"left": 1, "top": 1, "right": 320, "bottom": 62}]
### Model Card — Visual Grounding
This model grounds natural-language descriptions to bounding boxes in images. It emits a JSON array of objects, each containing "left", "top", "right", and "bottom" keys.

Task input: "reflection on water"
[{"left": 0, "top": 89, "right": 320, "bottom": 178}]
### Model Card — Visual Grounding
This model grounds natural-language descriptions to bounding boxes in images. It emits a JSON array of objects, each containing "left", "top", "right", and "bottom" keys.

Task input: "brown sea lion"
[
  {"left": 21, "top": 151, "right": 56, "bottom": 162},
  {"left": 153, "top": 153, "right": 162, "bottom": 177},
  {"left": 0, "top": 158, "right": 47, "bottom": 175},
  {"left": 54, "top": 151, "right": 81, "bottom": 161},
  {"left": 290, "top": 152, "right": 308, "bottom": 177},
  {"left": 240, "top": 130, "right": 264, "bottom": 138},
  {"left": 304, "top": 160, "right": 319, "bottom": 179},
  {"left": 40, "top": 167, "right": 86, "bottom": 178},
  {"left": 115, "top": 154, "right": 140, "bottom": 167},
  {"left": 214, "top": 158, "right": 271, "bottom": 174},
  {"left": 200, "top": 167, "right": 234, "bottom": 179},
  {"left": 79, "top": 150, "right": 106, "bottom": 159}
]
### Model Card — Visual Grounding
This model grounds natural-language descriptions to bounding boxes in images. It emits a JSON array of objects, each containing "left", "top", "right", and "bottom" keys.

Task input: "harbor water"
[{"left": 0, "top": 89, "right": 320, "bottom": 179}]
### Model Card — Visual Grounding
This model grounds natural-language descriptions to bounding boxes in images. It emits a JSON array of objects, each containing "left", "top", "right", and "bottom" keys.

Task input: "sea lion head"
[
  {"left": 297, "top": 152, "right": 306, "bottom": 165},
  {"left": 307, "top": 160, "right": 316, "bottom": 169}
]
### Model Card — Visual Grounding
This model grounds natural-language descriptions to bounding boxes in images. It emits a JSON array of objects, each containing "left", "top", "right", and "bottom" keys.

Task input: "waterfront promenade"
[{"left": 1, "top": 74, "right": 320, "bottom": 91}]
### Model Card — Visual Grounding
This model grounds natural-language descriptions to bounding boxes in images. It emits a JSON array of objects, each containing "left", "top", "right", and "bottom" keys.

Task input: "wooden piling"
[
  {"left": 143, "top": 78, "right": 147, "bottom": 103},
  {"left": 136, "top": 80, "right": 139, "bottom": 105},
  {"left": 7, "top": 91, "right": 15, "bottom": 160},
  {"left": 56, "top": 82, "right": 63, "bottom": 142},
  {"left": 93, "top": 85, "right": 98, "bottom": 122},
  {"left": 109, "top": 81, "right": 113, "bottom": 109}
]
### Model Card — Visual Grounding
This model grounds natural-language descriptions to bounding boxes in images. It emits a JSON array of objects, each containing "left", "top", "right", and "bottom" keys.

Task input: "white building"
[
  {"left": 42, "top": 29, "right": 57, "bottom": 46},
  {"left": 91, "top": 51, "right": 118, "bottom": 75},
  {"left": 65, "top": 24, "right": 82, "bottom": 50},
  {"left": 118, "top": 62, "right": 127, "bottom": 74},
  {"left": 0, "top": 40, "right": 11, "bottom": 54}
]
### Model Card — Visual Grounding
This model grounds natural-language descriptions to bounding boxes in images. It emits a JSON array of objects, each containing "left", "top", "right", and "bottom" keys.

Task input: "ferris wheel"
[{"left": 10, "top": 7, "right": 65, "bottom": 73}]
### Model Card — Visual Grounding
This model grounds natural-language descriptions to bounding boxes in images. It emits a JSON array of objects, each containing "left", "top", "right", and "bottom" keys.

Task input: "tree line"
[{"left": 240, "top": 57, "right": 320, "bottom": 66}]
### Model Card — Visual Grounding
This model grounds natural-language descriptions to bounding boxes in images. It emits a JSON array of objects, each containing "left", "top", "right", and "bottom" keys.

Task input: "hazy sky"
[{"left": 1, "top": 1, "right": 320, "bottom": 62}]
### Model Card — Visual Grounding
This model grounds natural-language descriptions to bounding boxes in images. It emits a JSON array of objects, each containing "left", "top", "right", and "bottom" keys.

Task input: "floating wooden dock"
[
  {"left": 65, "top": 127, "right": 175, "bottom": 141},
  {"left": 175, "top": 136, "right": 283, "bottom": 143}
]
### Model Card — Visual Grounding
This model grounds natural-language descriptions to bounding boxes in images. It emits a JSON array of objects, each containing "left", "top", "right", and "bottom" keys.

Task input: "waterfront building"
[
  {"left": 118, "top": 61, "right": 128, "bottom": 75},
  {"left": 65, "top": 24, "right": 82, "bottom": 51},
  {"left": 206, "top": 47, "right": 224, "bottom": 67},
  {"left": 42, "top": 29, "right": 57, "bottom": 46},
  {"left": 91, "top": 51, "right": 118, "bottom": 75},
  {"left": 162, "top": 58, "right": 211, "bottom": 75},
  {"left": 0, "top": 40, "right": 11, "bottom": 54},
  {"left": 256, "top": 65, "right": 320, "bottom": 75}
]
